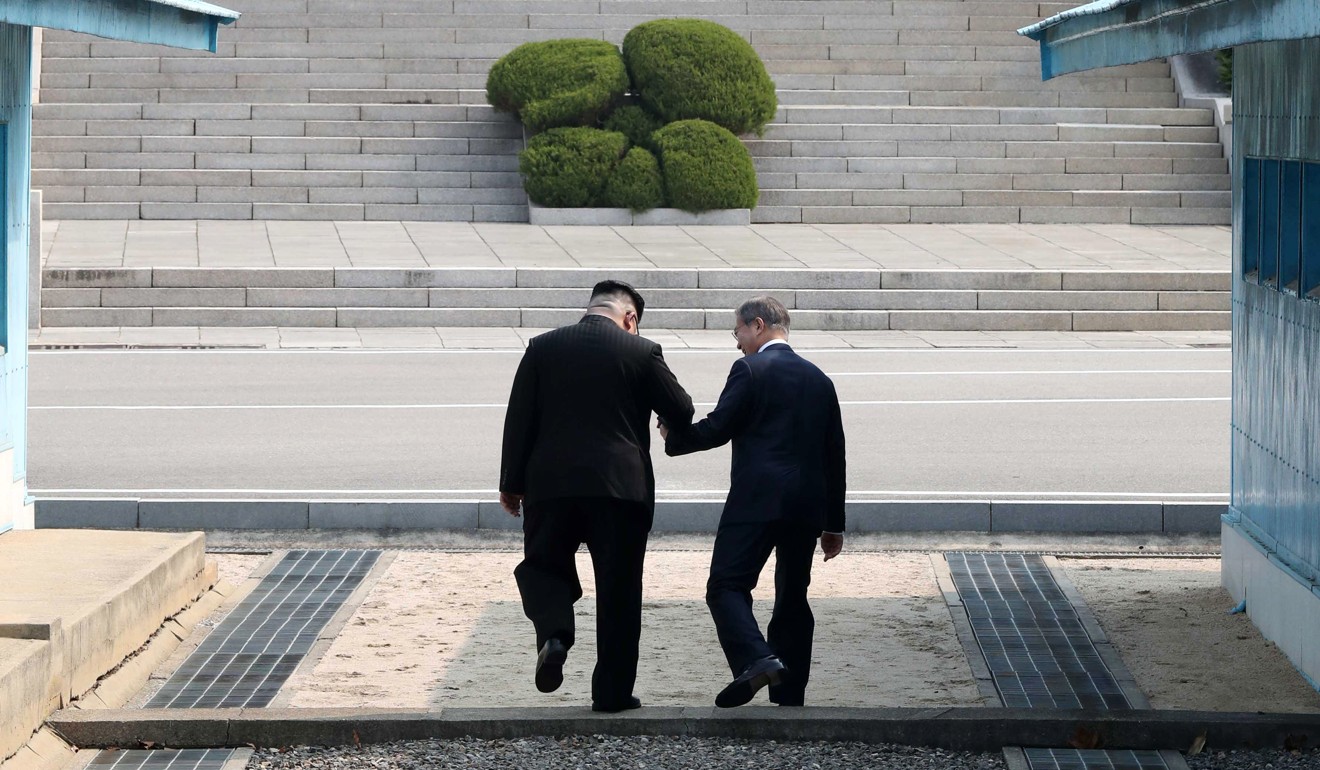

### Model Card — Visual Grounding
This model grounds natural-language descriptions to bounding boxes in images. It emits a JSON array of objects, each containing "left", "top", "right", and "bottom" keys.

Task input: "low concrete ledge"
[
  {"left": 528, "top": 203, "right": 751, "bottom": 226},
  {"left": 35, "top": 499, "right": 1228, "bottom": 534},
  {"left": 45, "top": 706, "right": 1320, "bottom": 752}
]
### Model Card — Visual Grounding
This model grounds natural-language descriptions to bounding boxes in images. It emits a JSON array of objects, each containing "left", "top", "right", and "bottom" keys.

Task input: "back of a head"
[
  {"left": 737, "top": 295, "right": 790, "bottom": 330},
  {"left": 589, "top": 279, "right": 645, "bottom": 322}
]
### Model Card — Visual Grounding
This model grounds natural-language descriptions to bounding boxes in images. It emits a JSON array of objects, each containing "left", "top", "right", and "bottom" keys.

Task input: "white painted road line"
[
  {"left": 823, "top": 369, "right": 1232, "bottom": 376},
  {"left": 28, "top": 396, "right": 1230, "bottom": 411},
  {"left": 28, "top": 488, "right": 1229, "bottom": 498},
  {"left": 28, "top": 347, "right": 1231, "bottom": 357}
]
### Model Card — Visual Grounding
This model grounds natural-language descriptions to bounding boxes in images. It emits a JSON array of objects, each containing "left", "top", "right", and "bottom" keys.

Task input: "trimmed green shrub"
[
  {"left": 601, "top": 147, "right": 665, "bottom": 212},
  {"left": 519, "top": 127, "right": 629, "bottom": 208},
  {"left": 623, "top": 19, "right": 777, "bottom": 136},
  {"left": 486, "top": 39, "right": 629, "bottom": 132},
  {"left": 1216, "top": 48, "right": 1233, "bottom": 90},
  {"left": 653, "top": 119, "right": 758, "bottom": 212},
  {"left": 603, "top": 104, "right": 665, "bottom": 153}
]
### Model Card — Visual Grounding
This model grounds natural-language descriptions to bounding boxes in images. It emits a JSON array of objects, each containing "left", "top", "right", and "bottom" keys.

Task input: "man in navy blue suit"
[{"left": 662, "top": 296, "right": 846, "bottom": 708}]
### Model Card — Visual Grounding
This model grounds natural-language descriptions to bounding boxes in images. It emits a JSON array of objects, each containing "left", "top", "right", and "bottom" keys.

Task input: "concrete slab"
[
  {"left": 0, "top": 640, "right": 54, "bottom": 761},
  {"left": 991, "top": 502, "right": 1164, "bottom": 533},
  {"left": 138, "top": 500, "right": 309, "bottom": 529},
  {"left": 309, "top": 501, "right": 479, "bottom": 529},
  {"left": 0, "top": 530, "right": 210, "bottom": 761},
  {"left": 44, "top": 706, "right": 1320, "bottom": 752}
]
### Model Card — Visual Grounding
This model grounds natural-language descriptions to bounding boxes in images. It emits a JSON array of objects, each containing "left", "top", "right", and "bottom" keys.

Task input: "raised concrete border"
[
  {"left": 45, "top": 706, "right": 1320, "bottom": 752},
  {"left": 1220, "top": 513, "right": 1320, "bottom": 692},
  {"left": 34, "top": 499, "right": 1227, "bottom": 534},
  {"left": 527, "top": 203, "right": 752, "bottom": 226},
  {"left": 0, "top": 530, "right": 213, "bottom": 762}
]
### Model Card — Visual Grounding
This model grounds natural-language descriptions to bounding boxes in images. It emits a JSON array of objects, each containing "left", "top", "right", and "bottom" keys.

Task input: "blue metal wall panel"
[
  {"left": 1243, "top": 157, "right": 1261, "bottom": 279},
  {"left": 1233, "top": 39, "right": 1320, "bottom": 582},
  {"left": 0, "top": 21, "right": 29, "bottom": 528},
  {"left": 1260, "top": 159, "right": 1281, "bottom": 287},
  {"left": 1280, "top": 161, "right": 1303, "bottom": 294},
  {"left": 1304, "top": 163, "right": 1320, "bottom": 298}
]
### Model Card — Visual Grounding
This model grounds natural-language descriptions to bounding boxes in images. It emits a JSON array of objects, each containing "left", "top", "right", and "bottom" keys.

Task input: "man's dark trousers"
[
  {"left": 515, "top": 496, "right": 652, "bottom": 706},
  {"left": 706, "top": 518, "right": 819, "bottom": 705}
]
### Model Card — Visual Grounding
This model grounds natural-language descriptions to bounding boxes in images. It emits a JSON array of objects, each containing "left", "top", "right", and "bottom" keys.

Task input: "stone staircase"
[
  {"left": 40, "top": 267, "right": 1230, "bottom": 331},
  {"left": 30, "top": 0, "right": 1230, "bottom": 225}
]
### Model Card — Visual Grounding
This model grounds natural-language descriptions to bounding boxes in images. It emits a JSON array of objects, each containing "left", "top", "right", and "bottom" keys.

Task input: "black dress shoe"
[
  {"left": 715, "top": 655, "right": 786, "bottom": 708},
  {"left": 535, "top": 638, "right": 568, "bottom": 693},
  {"left": 591, "top": 695, "right": 642, "bottom": 713}
]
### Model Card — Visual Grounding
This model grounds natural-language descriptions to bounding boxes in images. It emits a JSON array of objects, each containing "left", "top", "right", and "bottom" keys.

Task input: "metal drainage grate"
[
  {"left": 1024, "top": 749, "right": 1172, "bottom": 770},
  {"left": 88, "top": 749, "right": 236, "bottom": 770},
  {"left": 148, "top": 549, "right": 380, "bottom": 708},
  {"left": 945, "top": 552, "right": 1130, "bottom": 709}
]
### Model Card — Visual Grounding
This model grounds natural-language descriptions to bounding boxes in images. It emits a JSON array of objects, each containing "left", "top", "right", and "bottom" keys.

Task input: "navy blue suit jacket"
[{"left": 665, "top": 343, "right": 846, "bottom": 533}]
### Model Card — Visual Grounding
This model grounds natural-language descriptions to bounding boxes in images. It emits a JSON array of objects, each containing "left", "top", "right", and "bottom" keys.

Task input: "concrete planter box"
[{"left": 528, "top": 201, "right": 751, "bottom": 226}]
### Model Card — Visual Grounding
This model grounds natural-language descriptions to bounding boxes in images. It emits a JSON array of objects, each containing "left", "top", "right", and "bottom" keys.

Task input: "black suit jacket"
[
  {"left": 500, "top": 314, "right": 694, "bottom": 509},
  {"left": 665, "top": 343, "right": 846, "bottom": 533}
]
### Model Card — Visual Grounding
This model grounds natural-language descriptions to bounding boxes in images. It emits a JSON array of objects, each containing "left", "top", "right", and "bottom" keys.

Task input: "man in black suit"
[
  {"left": 499, "top": 280, "right": 694, "bottom": 713},
  {"left": 663, "top": 296, "right": 845, "bottom": 708}
]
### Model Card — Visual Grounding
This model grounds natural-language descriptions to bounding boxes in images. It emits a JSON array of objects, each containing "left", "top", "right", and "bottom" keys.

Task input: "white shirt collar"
[{"left": 758, "top": 339, "right": 789, "bottom": 353}]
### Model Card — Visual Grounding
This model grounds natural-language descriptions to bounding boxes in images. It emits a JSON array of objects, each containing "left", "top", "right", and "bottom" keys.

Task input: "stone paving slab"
[
  {"left": 41, "top": 222, "right": 1230, "bottom": 272},
  {"left": 27, "top": 326, "right": 1232, "bottom": 350}
]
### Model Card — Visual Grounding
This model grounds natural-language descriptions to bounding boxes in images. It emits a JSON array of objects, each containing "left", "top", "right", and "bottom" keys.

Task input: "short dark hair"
[
  {"left": 590, "top": 279, "right": 645, "bottom": 322},
  {"left": 737, "top": 295, "right": 789, "bottom": 330}
]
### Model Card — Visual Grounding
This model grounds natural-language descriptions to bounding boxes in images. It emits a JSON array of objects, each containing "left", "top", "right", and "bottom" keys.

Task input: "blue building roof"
[
  {"left": 1019, "top": 0, "right": 1320, "bottom": 79},
  {"left": 0, "top": 0, "right": 238, "bottom": 52}
]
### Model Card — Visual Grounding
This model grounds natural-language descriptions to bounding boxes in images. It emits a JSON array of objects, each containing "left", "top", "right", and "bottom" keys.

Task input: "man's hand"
[
  {"left": 500, "top": 492, "right": 524, "bottom": 517},
  {"left": 820, "top": 532, "right": 843, "bottom": 561},
  {"left": 657, "top": 417, "right": 669, "bottom": 440}
]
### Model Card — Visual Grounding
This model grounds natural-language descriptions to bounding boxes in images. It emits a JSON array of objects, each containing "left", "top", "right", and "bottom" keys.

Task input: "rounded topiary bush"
[
  {"left": 654, "top": 119, "right": 758, "bottom": 212},
  {"left": 601, "top": 147, "right": 665, "bottom": 212},
  {"left": 519, "top": 127, "right": 629, "bottom": 208},
  {"left": 486, "top": 39, "right": 629, "bottom": 132},
  {"left": 603, "top": 104, "right": 665, "bottom": 153},
  {"left": 623, "top": 19, "right": 777, "bottom": 136}
]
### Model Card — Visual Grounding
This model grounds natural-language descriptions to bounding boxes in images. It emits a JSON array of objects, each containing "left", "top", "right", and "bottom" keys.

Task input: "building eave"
[
  {"left": 1019, "top": 0, "right": 1320, "bottom": 79},
  {"left": 0, "top": 0, "right": 238, "bottom": 52}
]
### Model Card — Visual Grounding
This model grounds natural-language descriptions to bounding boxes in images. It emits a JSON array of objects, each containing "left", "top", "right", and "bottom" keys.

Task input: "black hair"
[{"left": 590, "top": 279, "right": 645, "bottom": 322}]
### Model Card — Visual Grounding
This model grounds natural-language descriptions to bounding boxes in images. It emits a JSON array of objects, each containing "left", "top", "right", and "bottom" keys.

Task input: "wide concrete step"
[
  {"left": 0, "top": 530, "right": 212, "bottom": 761},
  {"left": 39, "top": 267, "right": 1231, "bottom": 330},
  {"left": 37, "top": 305, "right": 1232, "bottom": 331},
  {"left": 774, "top": 105, "right": 1214, "bottom": 126},
  {"left": 751, "top": 205, "right": 1230, "bottom": 224}
]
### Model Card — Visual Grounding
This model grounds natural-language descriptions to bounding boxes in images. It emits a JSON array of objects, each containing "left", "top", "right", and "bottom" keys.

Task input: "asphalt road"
[{"left": 27, "top": 346, "right": 1230, "bottom": 502}]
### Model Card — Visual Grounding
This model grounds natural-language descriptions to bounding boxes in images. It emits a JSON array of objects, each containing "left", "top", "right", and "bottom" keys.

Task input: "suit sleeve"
[
  {"left": 499, "top": 344, "right": 538, "bottom": 495},
  {"left": 825, "top": 379, "right": 847, "bottom": 533},
  {"left": 645, "top": 343, "right": 695, "bottom": 430},
  {"left": 665, "top": 359, "right": 754, "bottom": 456}
]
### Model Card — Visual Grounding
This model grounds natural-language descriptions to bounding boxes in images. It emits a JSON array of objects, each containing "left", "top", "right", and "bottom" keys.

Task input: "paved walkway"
[{"left": 40, "top": 221, "right": 1231, "bottom": 271}]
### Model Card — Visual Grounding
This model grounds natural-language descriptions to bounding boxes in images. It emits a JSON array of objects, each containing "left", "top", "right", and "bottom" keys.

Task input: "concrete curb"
[
  {"left": 45, "top": 706, "right": 1320, "bottom": 752},
  {"left": 33, "top": 498, "right": 1227, "bottom": 534}
]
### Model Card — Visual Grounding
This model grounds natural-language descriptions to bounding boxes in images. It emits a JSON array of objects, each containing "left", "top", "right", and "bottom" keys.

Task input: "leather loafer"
[
  {"left": 715, "top": 655, "right": 786, "bottom": 708},
  {"left": 534, "top": 638, "right": 568, "bottom": 693},
  {"left": 591, "top": 695, "right": 642, "bottom": 713}
]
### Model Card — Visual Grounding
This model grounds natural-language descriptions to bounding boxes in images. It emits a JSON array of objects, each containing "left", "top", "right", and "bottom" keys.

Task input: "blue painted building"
[
  {"left": 1023, "top": 0, "right": 1320, "bottom": 682},
  {"left": 0, "top": 0, "right": 236, "bottom": 533}
]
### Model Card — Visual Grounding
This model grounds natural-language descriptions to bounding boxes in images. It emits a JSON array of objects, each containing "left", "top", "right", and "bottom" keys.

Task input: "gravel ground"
[
  {"left": 1189, "top": 751, "right": 1320, "bottom": 769},
  {"left": 246, "top": 741, "right": 1320, "bottom": 770},
  {"left": 249, "top": 737, "right": 1004, "bottom": 770}
]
